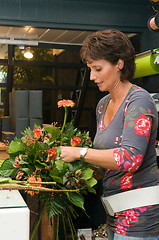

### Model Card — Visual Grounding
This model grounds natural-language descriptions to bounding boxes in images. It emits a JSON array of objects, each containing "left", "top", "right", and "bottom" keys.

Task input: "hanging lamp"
[{"left": 24, "top": 47, "right": 33, "bottom": 59}]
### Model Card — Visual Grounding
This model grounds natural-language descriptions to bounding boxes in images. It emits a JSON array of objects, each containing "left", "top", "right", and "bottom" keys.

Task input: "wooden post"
[{"left": 41, "top": 212, "right": 54, "bottom": 240}]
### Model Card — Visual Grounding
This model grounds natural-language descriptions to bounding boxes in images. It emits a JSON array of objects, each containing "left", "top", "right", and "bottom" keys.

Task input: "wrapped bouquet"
[{"left": 0, "top": 99, "right": 98, "bottom": 240}]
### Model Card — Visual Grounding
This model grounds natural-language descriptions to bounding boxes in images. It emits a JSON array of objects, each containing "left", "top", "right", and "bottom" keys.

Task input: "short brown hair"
[{"left": 80, "top": 29, "right": 136, "bottom": 81}]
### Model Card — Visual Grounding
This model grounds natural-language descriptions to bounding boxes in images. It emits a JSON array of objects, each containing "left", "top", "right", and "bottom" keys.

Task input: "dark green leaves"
[{"left": 67, "top": 192, "right": 85, "bottom": 210}]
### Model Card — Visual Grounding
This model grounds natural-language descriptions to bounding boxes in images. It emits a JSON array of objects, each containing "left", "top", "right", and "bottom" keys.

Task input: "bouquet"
[{"left": 0, "top": 99, "right": 98, "bottom": 240}]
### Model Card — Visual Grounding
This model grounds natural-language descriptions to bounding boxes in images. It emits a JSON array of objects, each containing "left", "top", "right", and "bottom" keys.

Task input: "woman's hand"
[{"left": 60, "top": 146, "right": 81, "bottom": 162}]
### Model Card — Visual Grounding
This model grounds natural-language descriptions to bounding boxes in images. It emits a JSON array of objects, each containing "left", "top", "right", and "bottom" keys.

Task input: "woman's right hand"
[{"left": 60, "top": 146, "right": 81, "bottom": 163}]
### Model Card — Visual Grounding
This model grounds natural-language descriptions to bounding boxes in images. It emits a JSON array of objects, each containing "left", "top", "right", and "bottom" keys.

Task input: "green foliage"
[{"left": 0, "top": 117, "right": 97, "bottom": 240}]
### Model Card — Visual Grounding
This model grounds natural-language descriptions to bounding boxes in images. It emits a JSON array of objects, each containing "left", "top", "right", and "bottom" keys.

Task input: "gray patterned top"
[{"left": 93, "top": 85, "right": 159, "bottom": 237}]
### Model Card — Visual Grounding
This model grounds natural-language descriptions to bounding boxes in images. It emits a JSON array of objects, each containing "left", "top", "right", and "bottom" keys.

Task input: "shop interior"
[{"left": 0, "top": 0, "right": 158, "bottom": 240}]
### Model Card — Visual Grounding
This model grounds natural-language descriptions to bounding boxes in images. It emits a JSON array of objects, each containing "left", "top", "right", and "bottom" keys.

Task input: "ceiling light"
[
  {"left": 24, "top": 47, "right": 33, "bottom": 59},
  {"left": 19, "top": 45, "right": 25, "bottom": 50}
]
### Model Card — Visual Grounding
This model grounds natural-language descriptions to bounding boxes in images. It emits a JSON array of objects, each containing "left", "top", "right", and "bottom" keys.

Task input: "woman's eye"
[{"left": 96, "top": 68, "right": 101, "bottom": 72}]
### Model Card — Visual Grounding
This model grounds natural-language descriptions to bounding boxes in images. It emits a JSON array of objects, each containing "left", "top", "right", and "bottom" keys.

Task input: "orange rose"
[
  {"left": 71, "top": 136, "right": 81, "bottom": 147},
  {"left": 57, "top": 99, "right": 75, "bottom": 108},
  {"left": 33, "top": 128, "right": 43, "bottom": 139},
  {"left": 47, "top": 148, "right": 57, "bottom": 160},
  {"left": 27, "top": 175, "right": 42, "bottom": 196}
]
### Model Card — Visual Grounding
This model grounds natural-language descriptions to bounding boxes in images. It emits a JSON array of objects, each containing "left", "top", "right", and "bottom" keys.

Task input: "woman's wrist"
[{"left": 80, "top": 147, "right": 88, "bottom": 162}]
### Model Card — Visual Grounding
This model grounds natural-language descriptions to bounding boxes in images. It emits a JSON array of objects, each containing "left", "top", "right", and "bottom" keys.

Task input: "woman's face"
[{"left": 87, "top": 59, "right": 122, "bottom": 92}]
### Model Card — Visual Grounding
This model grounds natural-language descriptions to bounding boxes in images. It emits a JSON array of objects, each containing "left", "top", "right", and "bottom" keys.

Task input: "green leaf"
[
  {"left": 67, "top": 192, "right": 85, "bottom": 210},
  {"left": 50, "top": 168, "right": 60, "bottom": 177},
  {"left": 26, "top": 128, "right": 33, "bottom": 138},
  {"left": 87, "top": 186, "right": 96, "bottom": 194},
  {"left": 0, "top": 159, "right": 17, "bottom": 177},
  {"left": 45, "top": 126, "right": 61, "bottom": 141},
  {"left": 67, "top": 163, "right": 75, "bottom": 172},
  {"left": 55, "top": 159, "right": 64, "bottom": 171},
  {"left": 34, "top": 123, "right": 42, "bottom": 129},
  {"left": 81, "top": 168, "right": 94, "bottom": 180},
  {"left": 19, "top": 160, "right": 29, "bottom": 165},
  {"left": 9, "top": 139, "right": 25, "bottom": 154},
  {"left": 35, "top": 160, "right": 48, "bottom": 169},
  {"left": 21, "top": 167, "right": 34, "bottom": 175},
  {"left": 86, "top": 177, "right": 97, "bottom": 188},
  {"left": 50, "top": 176, "right": 63, "bottom": 184},
  {"left": 56, "top": 147, "right": 61, "bottom": 158}
]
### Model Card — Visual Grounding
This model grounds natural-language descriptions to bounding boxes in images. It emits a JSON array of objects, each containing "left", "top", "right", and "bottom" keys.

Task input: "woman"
[{"left": 60, "top": 29, "right": 159, "bottom": 239}]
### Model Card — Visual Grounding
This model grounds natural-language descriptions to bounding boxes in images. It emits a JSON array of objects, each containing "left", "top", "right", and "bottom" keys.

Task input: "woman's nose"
[{"left": 89, "top": 70, "right": 96, "bottom": 81}]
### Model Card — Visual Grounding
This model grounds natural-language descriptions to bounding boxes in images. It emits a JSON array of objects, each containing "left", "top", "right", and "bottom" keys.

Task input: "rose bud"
[{"left": 71, "top": 136, "right": 81, "bottom": 147}]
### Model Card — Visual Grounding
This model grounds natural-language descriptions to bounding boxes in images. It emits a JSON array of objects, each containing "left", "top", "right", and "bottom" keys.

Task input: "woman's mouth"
[{"left": 96, "top": 82, "right": 102, "bottom": 87}]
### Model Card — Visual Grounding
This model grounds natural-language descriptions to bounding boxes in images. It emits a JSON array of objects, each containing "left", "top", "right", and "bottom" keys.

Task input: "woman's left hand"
[{"left": 60, "top": 146, "right": 81, "bottom": 162}]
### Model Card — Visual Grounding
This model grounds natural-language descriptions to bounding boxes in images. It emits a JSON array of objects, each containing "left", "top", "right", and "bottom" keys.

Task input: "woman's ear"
[{"left": 117, "top": 59, "right": 124, "bottom": 70}]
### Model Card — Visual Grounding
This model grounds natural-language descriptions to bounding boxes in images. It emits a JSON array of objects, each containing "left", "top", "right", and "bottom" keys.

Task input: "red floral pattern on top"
[
  {"left": 115, "top": 221, "right": 127, "bottom": 235},
  {"left": 114, "top": 205, "right": 152, "bottom": 234},
  {"left": 94, "top": 85, "right": 159, "bottom": 236},
  {"left": 99, "top": 119, "right": 105, "bottom": 130},
  {"left": 124, "top": 100, "right": 129, "bottom": 116},
  {"left": 123, "top": 154, "right": 143, "bottom": 172},
  {"left": 120, "top": 172, "right": 133, "bottom": 190},
  {"left": 133, "top": 114, "right": 152, "bottom": 142},
  {"left": 113, "top": 148, "right": 124, "bottom": 169},
  {"left": 122, "top": 209, "right": 140, "bottom": 225},
  {"left": 121, "top": 148, "right": 131, "bottom": 160}
]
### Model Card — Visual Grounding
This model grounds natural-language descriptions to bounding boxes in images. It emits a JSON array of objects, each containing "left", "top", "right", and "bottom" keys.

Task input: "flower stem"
[
  {"left": 60, "top": 107, "right": 67, "bottom": 145},
  {"left": 0, "top": 183, "right": 79, "bottom": 192},
  {"left": 30, "top": 208, "right": 45, "bottom": 240},
  {"left": 13, "top": 180, "right": 57, "bottom": 185}
]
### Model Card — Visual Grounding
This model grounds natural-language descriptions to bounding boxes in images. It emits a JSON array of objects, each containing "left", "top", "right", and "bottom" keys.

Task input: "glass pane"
[{"left": 0, "top": 44, "right": 8, "bottom": 59}]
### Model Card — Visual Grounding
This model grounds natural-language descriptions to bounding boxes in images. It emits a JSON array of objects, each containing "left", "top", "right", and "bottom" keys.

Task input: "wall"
[{"left": 0, "top": 0, "right": 151, "bottom": 32}]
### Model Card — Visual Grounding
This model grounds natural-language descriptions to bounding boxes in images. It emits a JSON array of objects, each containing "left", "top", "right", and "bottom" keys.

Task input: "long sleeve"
[{"left": 113, "top": 89, "right": 158, "bottom": 172}]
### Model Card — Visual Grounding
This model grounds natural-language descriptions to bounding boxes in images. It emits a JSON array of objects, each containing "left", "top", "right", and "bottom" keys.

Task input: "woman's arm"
[
  {"left": 60, "top": 89, "right": 157, "bottom": 173},
  {"left": 60, "top": 146, "right": 119, "bottom": 170}
]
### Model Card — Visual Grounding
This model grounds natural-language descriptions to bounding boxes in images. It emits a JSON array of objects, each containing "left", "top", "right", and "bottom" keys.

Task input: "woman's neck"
[{"left": 109, "top": 81, "right": 133, "bottom": 103}]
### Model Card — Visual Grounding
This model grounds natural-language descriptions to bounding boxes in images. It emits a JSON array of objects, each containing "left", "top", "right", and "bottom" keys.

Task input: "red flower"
[
  {"left": 33, "top": 128, "right": 43, "bottom": 139},
  {"left": 133, "top": 114, "right": 152, "bottom": 142},
  {"left": 27, "top": 175, "right": 42, "bottom": 196},
  {"left": 120, "top": 172, "right": 133, "bottom": 191},
  {"left": 71, "top": 136, "right": 81, "bottom": 147},
  {"left": 113, "top": 148, "right": 124, "bottom": 169},
  {"left": 57, "top": 99, "right": 75, "bottom": 108},
  {"left": 48, "top": 148, "right": 57, "bottom": 160}
]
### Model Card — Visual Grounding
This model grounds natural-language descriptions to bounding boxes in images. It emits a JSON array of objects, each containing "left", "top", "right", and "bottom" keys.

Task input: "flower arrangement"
[{"left": 0, "top": 99, "right": 98, "bottom": 240}]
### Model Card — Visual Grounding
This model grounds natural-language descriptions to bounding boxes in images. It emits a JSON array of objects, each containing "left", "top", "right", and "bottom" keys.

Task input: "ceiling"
[
  {"left": 0, "top": 26, "right": 95, "bottom": 48},
  {"left": 0, "top": 25, "right": 137, "bottom": 49}
]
